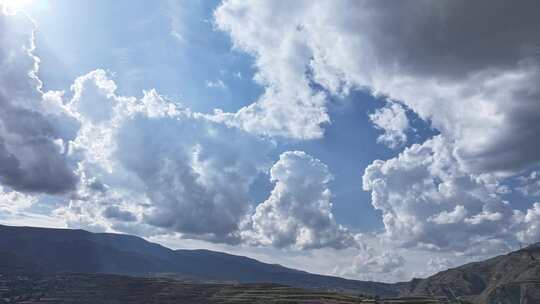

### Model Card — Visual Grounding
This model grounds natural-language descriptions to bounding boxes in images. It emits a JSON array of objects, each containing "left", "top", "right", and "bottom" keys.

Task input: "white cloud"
[
  {"left": 428, "top": 205, "right": 468, "bottom": 225},
  {"left": 69, "top": 69, "right": 120, "bottom": 124},
  {"left": 464, "top": 210, "right": 503, "bottom": 226},
  {"left": 339, "top": 248, "right": 406, "bottom": 282},
  {"left": 515, "top": 203, "right": 540, "bottom": 245},
  {"left": 206, "top": 79, "right": 227, "bottom": 89},
  {"left": 164, "top": 0, "right": 186, "bottom": 44},
  {"left": 369, "top": 102, "right": 409, "bottom": 149},
  {"left": 426, "top": 257, "right": 455, "bottom": 274},
  {"left": 0, "top": 186, "right": 37, "bottom": 214},
  {"left": 210, "top": 91, "right": 329, "bottom": 140},
  {"left": 242, "top": 151, "right": 355, "bottom": 249},
  {"left": 213, "top": 1, "right": 330, "bottom": 140},
  {"left": 362, "top": 136, "right": 517, "bottom": 254}
]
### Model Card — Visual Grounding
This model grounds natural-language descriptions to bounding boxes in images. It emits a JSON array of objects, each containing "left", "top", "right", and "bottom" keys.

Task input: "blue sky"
[
  {"left": 33, "top": 0, "right": 260, "bottom": 112},
  {"left": 1, "top": 0, "right": 540, "bottom": 282}
]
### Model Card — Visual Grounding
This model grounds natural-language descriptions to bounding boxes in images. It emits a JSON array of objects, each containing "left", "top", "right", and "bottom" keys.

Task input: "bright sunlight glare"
[{"left": 1, "top": 0, "right": 34, "bottom": 12}]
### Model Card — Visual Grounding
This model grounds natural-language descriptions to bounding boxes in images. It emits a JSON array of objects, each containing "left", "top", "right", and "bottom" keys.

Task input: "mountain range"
[
  {"left": 0, "top": 224, "right": 538, "bottom": 303},
  {"left": 0, "top": 224, "right": 397, "bottom": 296}
]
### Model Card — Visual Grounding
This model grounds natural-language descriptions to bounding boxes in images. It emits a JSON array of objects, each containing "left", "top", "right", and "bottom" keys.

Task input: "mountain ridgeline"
[
  {"left": 0, "top": 224, "right": 397, "bottom": 296},
  {"left": 0, "top": 224, "right": 538, "bottom": 303}
]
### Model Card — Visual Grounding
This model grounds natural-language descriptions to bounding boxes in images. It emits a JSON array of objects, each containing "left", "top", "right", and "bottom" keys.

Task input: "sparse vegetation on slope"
[
  {"left": 0, "top": 273, "right": 377, "bottom": 304},
  {"left": 403, "top": 243, "right": 540, "bottom": 303}
]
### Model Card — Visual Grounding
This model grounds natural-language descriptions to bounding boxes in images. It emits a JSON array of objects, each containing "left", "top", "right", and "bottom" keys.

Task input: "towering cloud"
[{"left": 242, "top": 151, "right": 355, "bottom": 249}]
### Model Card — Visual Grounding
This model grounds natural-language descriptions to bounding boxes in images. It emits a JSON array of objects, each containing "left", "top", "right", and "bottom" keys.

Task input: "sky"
[{"left": 0, "top": 0, "right": 539, "bottom": 282}]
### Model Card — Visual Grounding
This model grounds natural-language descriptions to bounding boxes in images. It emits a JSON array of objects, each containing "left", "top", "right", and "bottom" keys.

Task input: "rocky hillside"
[{"left": 403, "top": 243, "right": 540, "bottom": 303}]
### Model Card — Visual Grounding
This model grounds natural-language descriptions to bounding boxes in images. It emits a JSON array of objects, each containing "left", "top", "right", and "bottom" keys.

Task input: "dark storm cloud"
[
  {"left": 360, "top": 0, "right": 540, "bottom": 79},
  {"left": 351, "top": 0, "right": 540, "bottom": 173},
  {"left": 357, "top": 0, "right": 540, "bottom": 172},
  {"left": 102, "top": 206, "right": 137, "bottom": 222}
]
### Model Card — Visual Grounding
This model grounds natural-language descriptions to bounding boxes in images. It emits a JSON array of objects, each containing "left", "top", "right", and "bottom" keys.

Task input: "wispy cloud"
[{"left": 205, "top": 79, "right": 227, "bottom": 89}]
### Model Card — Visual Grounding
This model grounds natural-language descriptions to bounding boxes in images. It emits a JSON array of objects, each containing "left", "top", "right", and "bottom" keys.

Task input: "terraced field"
[
  {"left": 0, "top": 273, "right": 377, "bottom": 304},
  {"left": 0, "top": 273, "right": 455, "bottom": 304}
]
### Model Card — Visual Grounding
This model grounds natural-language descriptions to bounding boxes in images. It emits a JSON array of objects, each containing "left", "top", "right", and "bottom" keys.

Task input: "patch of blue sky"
[
  {"left": 250, "top": 90, "right": 439, "bottom": 232},
  {"left": 32, "top": 0, "right": 261, "bottom": 113}
]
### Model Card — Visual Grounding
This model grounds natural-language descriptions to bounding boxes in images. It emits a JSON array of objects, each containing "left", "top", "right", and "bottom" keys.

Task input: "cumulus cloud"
[
  {"left": 369, "top": 102, "right": 409, "bottom": 149},
  {"left": 215, "top": 0, "right": 540, "bottom": 174},
  {"left": 242, "top": 151, "right": 355, "bottom": 249},
  {"left": 428, "top": 205, "right": 468, "bottom": 225},
  {"left": 117, "top": 96, "right": 272, "bottom": 242},
  {"left": 69, "top": 70, "right": 120, "bottom": 124},
  {"left": 214, "top": 0, "right": 540, "bottom": 253},
  {"left": 515, "top": 203, "right": 540, "bottom": 245},
  {"left": 363, "top": 136, "right": 517, "bottom": 254},
  {"left": 61, "top": 75, "right": 353, "bottom": 247},
  {"left": 59, "top": 70, "right": 274, "bottom": 243},
  {"left": 0, "top": 186, "right": 37, "bottom": 215},
  {"left": 213, "top": 2, "right": 330, "bottom": 140},
  {"left": 340, "top": 249, "right": 406, "bottom": 282},
  {"left": 0, "top": 10, "right": 78, "bottom": 194}
]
